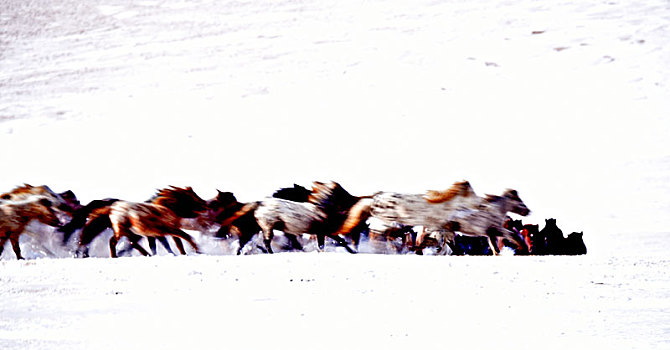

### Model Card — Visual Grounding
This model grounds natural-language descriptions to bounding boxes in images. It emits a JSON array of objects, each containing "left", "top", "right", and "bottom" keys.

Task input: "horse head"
[
  {"left": 208, "top": 190, "right": 238, "bottom": 209},
  {"left": 1, "top": 184, "right": 75, "bottom": 214},
  {"left": 502, "top": 189, "right": 530, "bottom": 216},
  {"left": 31, "top": 197, "right": 63, "bottom": 227},
  {"left": 58, "top": 190, "right": 82, "bottom": 211},
  {"left": 544, "top": 218, "right": 557, "bottom": 228}
]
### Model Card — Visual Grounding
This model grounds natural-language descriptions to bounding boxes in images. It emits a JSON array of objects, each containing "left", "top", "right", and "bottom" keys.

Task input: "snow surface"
[{"left": 1, "top": 0, "right": 670, "bottom": 348}]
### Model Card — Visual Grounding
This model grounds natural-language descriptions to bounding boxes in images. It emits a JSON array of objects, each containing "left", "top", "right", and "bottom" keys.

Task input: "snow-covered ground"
[{"left": 1, "top": 0, "right": 669, "bottom": 348}]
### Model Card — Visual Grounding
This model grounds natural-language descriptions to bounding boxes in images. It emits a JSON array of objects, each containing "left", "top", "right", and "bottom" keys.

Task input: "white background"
[{"left": 1, "top": 0, "right": 669, "bottom": 348}]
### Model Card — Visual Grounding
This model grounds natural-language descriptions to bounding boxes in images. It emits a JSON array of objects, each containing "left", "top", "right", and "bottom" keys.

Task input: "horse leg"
[
  {"left": 316, "top": 234, "right": 326, "bottom": 251},
  {"left": 350, "top": 223, "right": 364, "bottom": 251},
  {"left": 76, "top": 245, "right": 90, "bottom": 258},
  {"left": 9, "top": 235, "right": 23, "bottom": 260},
  {"left": 285, "top": 233, "right": 303, "bottom": 251},
  {"left": 128, "top": 234, "right": 150, "bottom": 256},
  {"left": 150, "top": 236, "right": 176, "bottom": 255},
  {"left": 326, "top": 234, "right": 357, "bottom": 254},
  {"left": 260, "top": 227, "right": 274, "bottom": 254},
  {"left": 237, "top": 231, "right": 256, "bottom": 255},
  {"left": 147, "top": 237, "right": 158, "bottom": 255},
  {"left": 109, "top": 235, "right": 119, "bottom": 258},
  {"left": 172, "top": 237, "right": 186, "bottom": 255},
  {"left": 78, "top": 215, "right": 112, "bottom": 258},
  {"left": 485, "top": 232, "right": 500, "bottom": 256},
  {"left": 165, "top": 229, "right": 200, "bottom": 254},
  {"left": 0, "top": 237, "right": 6, "bottom": 258}
]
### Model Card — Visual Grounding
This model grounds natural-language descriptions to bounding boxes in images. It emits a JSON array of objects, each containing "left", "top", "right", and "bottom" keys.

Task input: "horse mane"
[
  {"left": 273, "top": 184, "right": 311, "bottom": 202},
  {"left": 424, "top": 181, "right": 473, "bottom": 203},
  {"left": 484, "top": 194, "right": 502, "bottom": 203},
  {"left": 151, "top": 186, "right": 206, "bottom": 218},
  {"left": 308, "top": 181, "right": 358, "bottom": 210},
  {"left": 502, "top": 189, "right": 521, "bottom": 200}
]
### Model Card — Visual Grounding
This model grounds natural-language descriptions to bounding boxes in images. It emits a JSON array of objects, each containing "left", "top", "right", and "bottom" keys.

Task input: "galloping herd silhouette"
[{"left": 0, "top": 181, "right": 586, "bottom": 260}]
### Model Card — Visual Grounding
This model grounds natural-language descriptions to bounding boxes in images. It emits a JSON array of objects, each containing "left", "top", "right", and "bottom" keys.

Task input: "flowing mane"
[
  {"left": 272, "top": 184, "right": 311, "bottom": 202},
  {"left": 424, "top": 181, "right": 474, "bottom": 204},
  {"left": 150, "top": 186, "right": 207, "bottom": 218}
]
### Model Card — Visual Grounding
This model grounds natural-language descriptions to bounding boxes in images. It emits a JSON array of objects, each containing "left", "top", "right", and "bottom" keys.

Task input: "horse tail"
[
  {"left": 218, "top": 201, "right": 260, "bottom": 228},
  {"left": 335, "top": 197, "right": 373, "bottom": 236},
  {"left": 59, "top": 198, "right": 119, "bottom": 243}
]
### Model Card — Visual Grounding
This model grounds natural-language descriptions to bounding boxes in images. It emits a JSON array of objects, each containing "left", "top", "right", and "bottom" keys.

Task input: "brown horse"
[
  {"left": 75, "top": 186, "right": 208, "bottom": 258},
  {"left": 205, "top": 190, "right": 265, "bottom": 254},
  {"left": 0, "top": 184, "right": 79, "bottom": 216},
  {"left": 0, "top": 196, "right": 62, "bottom": 259}
]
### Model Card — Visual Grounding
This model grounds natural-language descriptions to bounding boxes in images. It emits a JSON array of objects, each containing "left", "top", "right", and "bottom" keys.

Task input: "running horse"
[
  {"left": 0, "top": 196, "right": 62, "bottom": 259},
  {"left": 0, "top": 184, "right": 79, "bottom": 216},
  {"left": 420, "top": 189, "right": 531, "bottom": 255},
  {"left": 333, "top": 181, "right": 479, "bottom": 253},
  {"left": 206, "top": 190, "right": 265, "bottom": 254},
  {"left": 73, "top": 186, "right": 208, "bottom": 258},
  {"left": 220, "top": 181, "right": 366, "bottom": 254}
]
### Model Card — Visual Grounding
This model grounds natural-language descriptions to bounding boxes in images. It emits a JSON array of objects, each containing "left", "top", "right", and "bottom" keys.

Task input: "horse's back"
[
  {"left": 109, "top": 201, "right": 178, "bottom": 236},
  {"left": 255, "top": 198, "right": 325, "bottom": 233},
  {"left": 370, "top": 192, "right": 472, "bottom": 229}
]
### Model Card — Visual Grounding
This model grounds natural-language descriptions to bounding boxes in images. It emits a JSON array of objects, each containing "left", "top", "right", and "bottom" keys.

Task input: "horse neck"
[
  {"left": 215, "top": 201, "right": 245, "bottom": 220},
  {"left": 481, "top": 196, "right": 509, "bottom": 218}
]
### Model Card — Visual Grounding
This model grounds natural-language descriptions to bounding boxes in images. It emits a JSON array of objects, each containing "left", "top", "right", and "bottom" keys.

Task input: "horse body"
[
  {"left": 372, "top": 192, "right": 473, "bottom": 228},
  {"left": 533, "top": 219, "right": 587, "bottom": 255},
  {"left": 432, "top": 189, "right": 530, "bottom": 255},
  {"left": 0, "top": 197, "right": 62, "bottom": 259},
  {"left": 73, "top": 187, "right": 207, "bottom": 258},
  {"left": 241, "top": 181, "right": 366, "bottom": 254},
  {"left": 109, "top": 201, "right": 181, "bottom": 237},
  {"left": 337, "top": 181, "right": 477, "bottom": 254},
  {"left": 565, "top": 231, "right": 587, "bottom": 255},
  {"left": 254, "top": 198, "right": 327, "bottom": 253}
]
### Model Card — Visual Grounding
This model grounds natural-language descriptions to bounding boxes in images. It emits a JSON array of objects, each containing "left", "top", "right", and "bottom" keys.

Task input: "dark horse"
[
  {"left": 534, "top": 218, "right": 586, "bottom": 255},
  {"left": 206, "top": 190, "right": 265, "bottom": 255}
]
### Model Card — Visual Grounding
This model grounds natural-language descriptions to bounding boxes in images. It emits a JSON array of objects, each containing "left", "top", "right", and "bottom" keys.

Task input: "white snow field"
[{"left": 1, "top": 0, "right": 669, "bottom": 348}]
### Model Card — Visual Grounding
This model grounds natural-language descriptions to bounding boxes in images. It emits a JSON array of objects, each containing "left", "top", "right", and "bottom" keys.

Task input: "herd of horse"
[{"left": 0, "top": 181, "right": 587, "bottom": 260}]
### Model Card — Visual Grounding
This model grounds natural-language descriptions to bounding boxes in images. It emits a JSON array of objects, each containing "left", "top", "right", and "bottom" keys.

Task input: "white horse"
[
  {"left": 416, "top": 189, "right": 531, "bottom": 255},
  {"left": 334, "top": 181, "right": 480, "bottom": 253}
]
